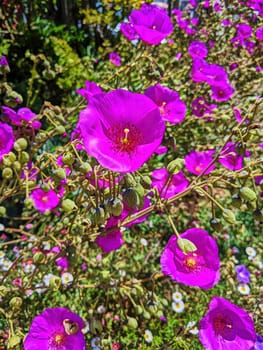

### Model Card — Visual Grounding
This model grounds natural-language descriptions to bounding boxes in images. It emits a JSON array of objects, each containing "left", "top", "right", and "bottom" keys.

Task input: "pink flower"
[
  {"left": 145, "top": 84, "right": 186, "bottom": 124},
  {"left": 218, "top": 142, "right": 246, "bottom": 170},
  {"left": 30, "top": 188, "right": 60, "bottom": 213},
  {"left": 95, "top": 217, "right": 124, "bottom": 253},
  {"left": 0, "top": 122, "right": 15, "bottom": 161},
  {"left": 185, "top": 150, "right": 215, "bottom": 175},
  {"left": 211, "top": 83, "right": 235, "bottom": 102},
  {"left": 188, "top": 41, "right": 208, "bottom": 58},
  {"left": 120, "top": 23, "right": 138, "bottom": 40},
  {"left": 1, "top": 106, "right": 41, "bottom": 128},
  {"left": 76, "top": 81, "right": 103, "bottom": 102},
  {"left": 109, "top": 52, "right": 121, "bottom": 66},
  {"left": 160, "top": 228, "right": 220, "bottom": 289},
  {"left": 255, "top": 26, "right": 263, "bottom": 41},
  {"left": 78, "top": 89, "right": 165, "bottom": 173}
]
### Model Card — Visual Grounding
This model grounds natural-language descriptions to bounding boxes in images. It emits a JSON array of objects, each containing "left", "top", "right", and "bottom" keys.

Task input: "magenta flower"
[
  {"left": 185, "top": 150, "right": 215, "bottom": 175},
  {"left": 0, "top": 55, "right": 9, "bottom": 67},
  {"left": 120, "top": 22, "right": 138, "bottom": 40},
  {"left": 236, "top": 23, "right": 252, "bottom": 39},
  {"left": 128, "top": 4, "right": 173, "bottom": 45},
  {"left": 218, "top": 142, "right": 245, "bottom": 170},
  {"left": 152, "top": 168, "right": 189, "bottom": 199},
  {"left": 109, "top": 52, "right": 121, "bottom": 66},
  {"left": 211, "top": 83, "right": 235, "bottom": 102},
  {"left": 30, "top": 188, "right": 60, "bottom": 213},
  {"left": 78, "top": 89, "right": 165, "bottom": 173},
  {"left": 95, "top": 217, "right": 124, "bottom": 253},
  {"left": 256, "top": 26, "right": 263, "bottom": 41},
  {"left": 188, "top": 41, "right": 208, "bottom": 58},
  {"left": 76, "top": 80, "right": 102, "bottom": 102},
  {"left": 24, "top": 307, "right": 85, "bottom": 350},
  {"left": 192, "top": 97, "right": 217, "bottom": 118},
  {"left": 236, "top": 265, "right": 250, "bottom": 284},
  {"left": 145, "top": 84, "right": 186, "bottom": 124},
  {"left": 199, "top": 297, "right": 256, "bottom": 350},
  {"left": 1, "top": 106, "right": 41, "bottom": 129},
  {"left": 160, "top": 228, "right": 220, "bottom": 289},
  {"left": 0, "top": 122, "right": 15, "bottom": 161}
]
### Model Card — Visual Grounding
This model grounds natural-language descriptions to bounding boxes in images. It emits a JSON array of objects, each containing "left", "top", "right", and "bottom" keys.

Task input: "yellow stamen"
[{"left": 122, "top": 128, "right": 130, "bottom": 144}]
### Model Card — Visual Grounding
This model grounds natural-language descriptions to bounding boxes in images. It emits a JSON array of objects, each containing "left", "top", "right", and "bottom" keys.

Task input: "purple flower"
[
  {"left": 152, "top": 168, "right": 189, "bottom": 199},
  {"left": 120, "top": 23, "right": 138, "bottom": 40},
  {"left": 30, "top": 188, "right": 60, "bottom": 213},
  {"left": 191, "top": 59, "right": 228, "bottom": 87},
  {"left": 229, "top": 62, "right": 238, "bottom": 71},
  {"left": 76, "top": 80, "right": 102, "bottom": 102},
  {"left": 199, "top": 296, "right": 256, "bottom": 350},
  {"left": 192, "top": 97, "right": 216, "bottom": 118},
  {"left": 188, "top": 41, "right": 208, "bottom": 58},
  {"left": 255, "top": 334, "right": 263, "bottom": 350},
  {"left": 0, "top": 122, "right": 15, "bottom": 161},
  {"left": 236, "top": 23, "right": 252, "bottom": 39},
  {"left": 218, "top": 142, "right": 245, "bottom": 170},
  {"left": 78, "top": 89, "right": 165, "bottom": 173},
  {"left": 185, "top": 150, "right": 215, "bottom": 175},
  {"left": 211, "top": 83, "right": 235, "bottom": 102},
  {"left": 145, "top": 84, "right": 186, "bottom": 124},
  {"left": 129, "top": 4, "right": 173, "bottom": 45},
  {"left": 0, "top": 55, "right": 9, "bottom": 67},
  {"left": 95, "top": 217, "right": 124, "bottom": 253},
  {"left": 1, "top": 106, "right": 41, "bottom": 128},
  {"left": 160, "top": 228, "right": 220, "bottom": 289},
  {"left": 256, "top": 26, "right": 263, "bottom": 41},
  {"left": 24, "top": 307, "right": 85, "bottom": 350},
  {"left": 236, "top": 265, "right": 250, "bottom": 284},
  {"left": 109, "top": 52, "right": 121, "bottom": 66}
]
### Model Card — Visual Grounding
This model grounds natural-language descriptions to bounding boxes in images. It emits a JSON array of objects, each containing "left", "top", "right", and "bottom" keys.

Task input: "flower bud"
[
  {"left": 13, "top": 161, "right": 21, "bottom": 171},
  {"left": 177, "top": 238, "right": 197, "bottom": 253},
  {"left": 90, "top": 206, "right": 106, "bottom": 225},
  {"left": 0, "top": 286, "right": 8, "bottom": 296},
  {"left": 110, "top": 198, "right": 124, "bottom": 216},
  {"left": 9, "top": 296, "right": 22, "bottom": 310},
  {"left": 55, "top": 125, "right": 66, "bottom": 134},
  {"left": 123, "top": 188, "right": 140, "bottom": 209},
  {"left": 140, "top": 175, "right": 152, "bottom": 189},
  {"left": 90, "top": 319, "right": 103, "bottom": 334},
  {"left": 222, "top": 209, "right": 236, "bottom": 224},
  {"left": 135, "top": 305, "right": 143, "bottom": 315},
  {"left": 14, "top": 138, "right": 28, "bottom": 151},
  {"left": 33, "top": 251, "right": 46, "bottom": 264},
  {"left": 231, "top": 194, "right": 242, "bottom": 208},
  {"left": 62, "top": 152, "right": 74, "bottom": 166},
  {"left": 126, "top": 316, "right": 138, "bottom": 329},
  {"left": 2, "top": 155, "right": 12, "bottom": 167},
  {"left": 142, "top": 310, "right": 151, "bottom": 320},
  {"left": 8, "top": 335, "right": 21, "bottom": 348},
  {"left": 61, "top": 199, "right": 76, "bottom": 213},
  {"left": 20, "top": 151, "right": 30, "bottom": 164},
  {"left": 239, "top": 187, "right": 257, "bottom": 202},
  {"left": 0, "top": 206, "right": 7, "bottom": 216},
  {"left": 49, "top": 276, "right": 61, "bottom": 290},
  {"left": 53, "top": 168, "right": 66, "bottom": 180},
  {"left": 210, "top": 218, "right": 223, "bottom": 231},
  {"left": 167, "top": 158, "right": 184, "bottom": 174},
  {"left": 8, "top": 152, "right": 16, "bottom": 162},
  {"left": 79, "top": 162, "right": 92, "bottom": 174},
  {"left": 2, "top": 167, "right": 13, "bottom": 179},
  {"left": 120, "top": 174, "right": 137, "bottom": 188},
  {"left": 134, "top": 183, "right": 145, "bottom": 198}
]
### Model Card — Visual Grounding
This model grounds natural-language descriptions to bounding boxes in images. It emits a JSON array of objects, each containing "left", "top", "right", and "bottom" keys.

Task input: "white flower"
[
  {"left": 61, "top": 272, "right": 73, "bottom": 285},
  {"left": 144, "top": 329, "right": 153, "bottom": 343},
  {"left": 140, "top": 238, "right": 148, "bottom": 246},
  {"left": 237, "top": 283, "right": 250, "bottom": 295},
  {"left": 42, "top": 241, "right": 51, "bottom": 251},
  {"left": 43, "top": 273, "right": 55, "bottom": 287},
  {"left": 0, "top": 224, "right": 5, "bottom": 231},
  {"left": 119, "top": 269, "right": 126, "bottom": 277},
  {"left": 186, "top": 321, "right": 199, "bottom": 335},
  {"left": 91, "top": 337, "right": 100, "bottom": 349},
  {"left": 1, "top": 258, "right": 12, "bottom": 271},
  {"left": 97, "top": 305, "right": 106, "bottom": 314},
  {"left": 24, "top": 264, "right": 36, "bottom": 273},
  {"left": 82, "top": 322, "right": 90, "bottom": 334},
  {"left": 172, "top": 291, "right": 183, "bottom": 302},
  {"left": 172, "top": 300, "right": 185, "bottom": 313},
  {"left": 245, "top": 247, "right": 256, "bottom": 258},
  {"left": 0, "top": 251, "right": 5, "bottom": 259}
]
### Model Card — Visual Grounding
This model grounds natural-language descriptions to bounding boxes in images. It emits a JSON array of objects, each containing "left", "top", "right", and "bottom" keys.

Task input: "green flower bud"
[
  {"left": 8, "top": 334, "right": 21, "bottom": 348},
  {"left": 8, "top": 152, "right": 16, "bottom": 162},
  {"left": 210, "top": 218, "right": 223, "bottom": 231},
  {"left": 239, "top": 187, "right": 257, "bottom": 202},
  {"left": 246, "top": 200, "right": 257, "bottom": 210},
  {"left": 53, "top": 168, "right": 66, "bottom": 180},
  {"left": 231, "top": 194, "right": 242, "bottom": 208},
  {"left": 120, "top": 174, "right": 136, "bottom": 188},
  {"left": 20, "top": 151, "right": 30, "bottom": 164},
  {"left": 177, "top": 238, "right": 197, "bottom": 253},
  {"left": 43, "top": 69, "right": 56, "bottom": 80},
  {"left": 135, "top": 305, "right": 143, "bottom": 315},
  {"left": 222, "top": 209, "right": 236, "bottom": 224},
  {"left": 49, "top": 276, "right": 61, "bottom": 290},
  {"left": 0, "top": 206, "right": 7, "bottom": 216},
  {"left": 55, "top": 125, "right": 66, "bottom": 134},
  {"left": 2, "top": 167, "right": 13, "bottom": 179},
  {"left": 9, "top": 296, "right": 22, "bottom": 310},
  {"left": 24, "top": 198, "right": 33, "bottom": 209},
  {"left": 167, "top": 158, "right": 184, "bottom": 174},
  {"left": 33, "top": 251, "right": 46, "bottom": 264},
  {"left": 123, "top": 188, "right": 140, "bottom": 209},
  {"left": 134, "top": 183, "right": 145, "bottom": 198},
  {"left": 2, "top": 155, "right": 12, "bottom": 167},
  {"left": 62, "top": 152, "right": 74, "bottom": 166},
  {"left": 13, "top": 161, "right": 21, "bottom": 171},
  {"left": 142, "top": 310, "right": 151, "bottom": 320},
  {"left": 4, "top": 91, "right": 23, "bottom": 108},
  {"left": 110, "top": 198, "right": 124, "bottom": 216},
  {"left": 14, "top": 138, "right": 28, "bottom": 151},
  {"left": 79, "top": 162, "right": 92, "bottom": 174},
  {"left": 61, "top": 199, "right": 76, "bottom": 213},
  {"left": 126, "top": 316, "right": 138, "bottom": 329},
  {"left": 90, "top": 207, "right": 106, "bottom": 225},
  {"left": 140, "top": 175, "right": 152, "bottom": 189},
  {"left": 0, "top": 286, "right": 8, "bottom": 296}
]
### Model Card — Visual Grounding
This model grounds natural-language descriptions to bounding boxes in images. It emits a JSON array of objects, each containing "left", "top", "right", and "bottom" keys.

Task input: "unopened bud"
[
  {"left": 123, "top": 188, "right": 140, "bottom": 209},
  {"left": 177, "top": 238, "right": 197, "bottom": 253},
  {"left": 8, "top": 152, "right": 16, "bottom": 162},
  {"left": 9, "top": 296, "right": 22, "bottom": 310},
  {"left": 8, "top": 334, "right": 21, "bottom": 348},
  {"left": 239, "top": 187, "right": 257, "bottom": 202},
  {"left": 61, "top": 199, "right": 76, "bottom": 213},
  {"left": 20, "top": 151, "right": 30, "bottom": 164},
  {"left": 90, "top": 206, "right": 106, "bottom": 225},
  {"left": 90, "top": 319, "right": 103, "bottom": 334},
  {"left": 231, "top": 194, "right": 242, "bottom": 208},
  {"left": 13, "top": 161, "right": 21, "bottom": 171},
  {"left": 222, "top": 209, "right": 236, "bottom": 224},
  {"left": 53, "top": 168, "right": 66, "bottom": 180},
  {"left": 2, "top": 167, "right": 13, "bottom": 179},
  {"left": 140, "top": 175, "right": 152, "bottom": 189},
  {"left": 135, "top": 305, "right": 143, "bottom": 315},
  {"left": 210, "top": 218, "right": 223, "bottom": 231},
  {"left": 142, "top": 311, "right": 151, "bottom": 320},
  {"left": 14, "top": 138, "right": 28, "bottom": 151},
  {"left": 62, "top": 152, "right": 74, "bottom": 166},
  {"left": 126, "top": 316, "right": 138, "bottom": 329},
  {"left": 167, "top": 158, "right": 184, "bottom": 174},
  {"left": 33, "top": 251, "right": 46, "bottom": 264},
  {"left": 55, "top": 125, "right": 66, "bottom": 134},
  {"left": 79, "top": 162, "right": 92, "bottom": 174},
  {"left": 120, "top": 174, "right": 136, "bottom": 188},
  {"left": 110, "top": 198, "right": 124, "bottom": 216},
  {"left": 49, "top": 276, "right": 61, "bottom": 290},
  {"left": 0, "top": 206, "right": 7, "bottom": 216}
]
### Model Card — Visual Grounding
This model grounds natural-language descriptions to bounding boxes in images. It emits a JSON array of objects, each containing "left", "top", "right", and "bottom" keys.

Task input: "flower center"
[
  {"left": 213, "top": 314, "right": 233, "bottom": 336},
  {"left": 183, "top": 252, "right": 201, "bottom": 272},
  {"left": 107, "top": 123, "right": 142, "bottom": 154},
  {"left": 42, "top": 196, "right": 48, "bottom": 202},
  {"left": 152, "top": 25, "right": 156, "bottom": 30},
  {"left": 194, "top": 164, "right": 203, "bottom": 173},
  {"left": 49, "top": 331, "right": 66, "bottom": 349}
]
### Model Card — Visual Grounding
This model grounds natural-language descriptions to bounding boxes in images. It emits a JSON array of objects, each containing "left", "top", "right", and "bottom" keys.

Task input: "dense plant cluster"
[{"left": 0, "top": 0, "right": 262, "bottom": 349}]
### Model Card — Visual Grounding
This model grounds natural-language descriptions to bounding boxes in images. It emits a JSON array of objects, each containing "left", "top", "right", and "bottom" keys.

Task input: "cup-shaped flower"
[
  {"left": 78, "top": 89, "right": 165, "bottom": 173},
  {"left": 185, "top": 150, "right": 215, "bottom": 175},
  {"left": 0, "top": 122, "right": 15, "bottom": 160},
  {"left": 76, "top": 80, "right": 103, "bottom": 102},
  {"left": 30, "top": 188, "right": 60, "bottom": 213},
  {"left": 188, "top": 41, "right": 208, "bottom": 58},
  {"left": 24, "top": 307, "right": 85, "bottom": 350},
  {"left": 129, "top": 4, "right": 173, "bottom": 45},
  {"left": 192, "top": 97, "right": 217, "bottom": 118},
  {"left": 2, "top": 106, "right": 41, "bottom": 129},
  {"left": 211, "top": 83, "right": 235, "bottom": 102},
  {"left": 109, "top": 52, "right": 121, "bottom": 66},
  {"left": 160, "top": 228, "right": 220, "bottom": 289},
  {"left": 95, "top": 217, "right": 124, "bottom": 253},
  {"left": 199, "top": 296, "right": 256, "bottom": 350},
  {"left": 145, "top": 84, "right": 186, "bottom": 124},
  {"left": 218, "top": 142, "right": 246, "bottom": 170}
]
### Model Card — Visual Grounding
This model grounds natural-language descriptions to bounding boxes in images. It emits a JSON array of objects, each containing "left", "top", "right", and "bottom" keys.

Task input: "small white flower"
[
  {"left": 186, "top": 321, "right": 199, "bottom": 335},
  {"left": 245, "top": 247, "right": 256, "bottom": 258},
  {"left": 61, "top": 272, "right": 73, "bottom": 285},
  {"left": 91, "top": 336, "right": 100, "bottom": 349},
  {"left": 43, "top": 273, "right": 55, "bottom": 287},
  {"left": 237, "top": 283, "right": 250, "bottom": 295},
  {"left": 97, "top": 305, "right": 106, "bottom": 314},
  {"left": 24, "top": 264, "right": 36, "bottom": 273},
  {"left": 119, "top": 269, "right": 126, "bottom": 277},
  {"left": 42, "top": 241, "right": 51, "bottom": 251},
  {"left": 0, "top": 224, "right": 5, "bottom": 231},
  {"left": 1, "top": 259, "right": 12, "bottom": 271},
  {"left": 144, "top": 329, "right": 153, "bottom": 343},
  {"left": 172, "top": 291, "right": 183, "bottom": 302},
  {"left": 82, "top": 321, "right": 90, "bottom": 334},
  {"left": 140, "top": 238, "right": 148, "bottom": 246},
  {"left": 0, "top": 251, "right": 5, "bottom": 259},
  {"left": 172, "top": 300, "right": 185, "bottom": 313}
]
